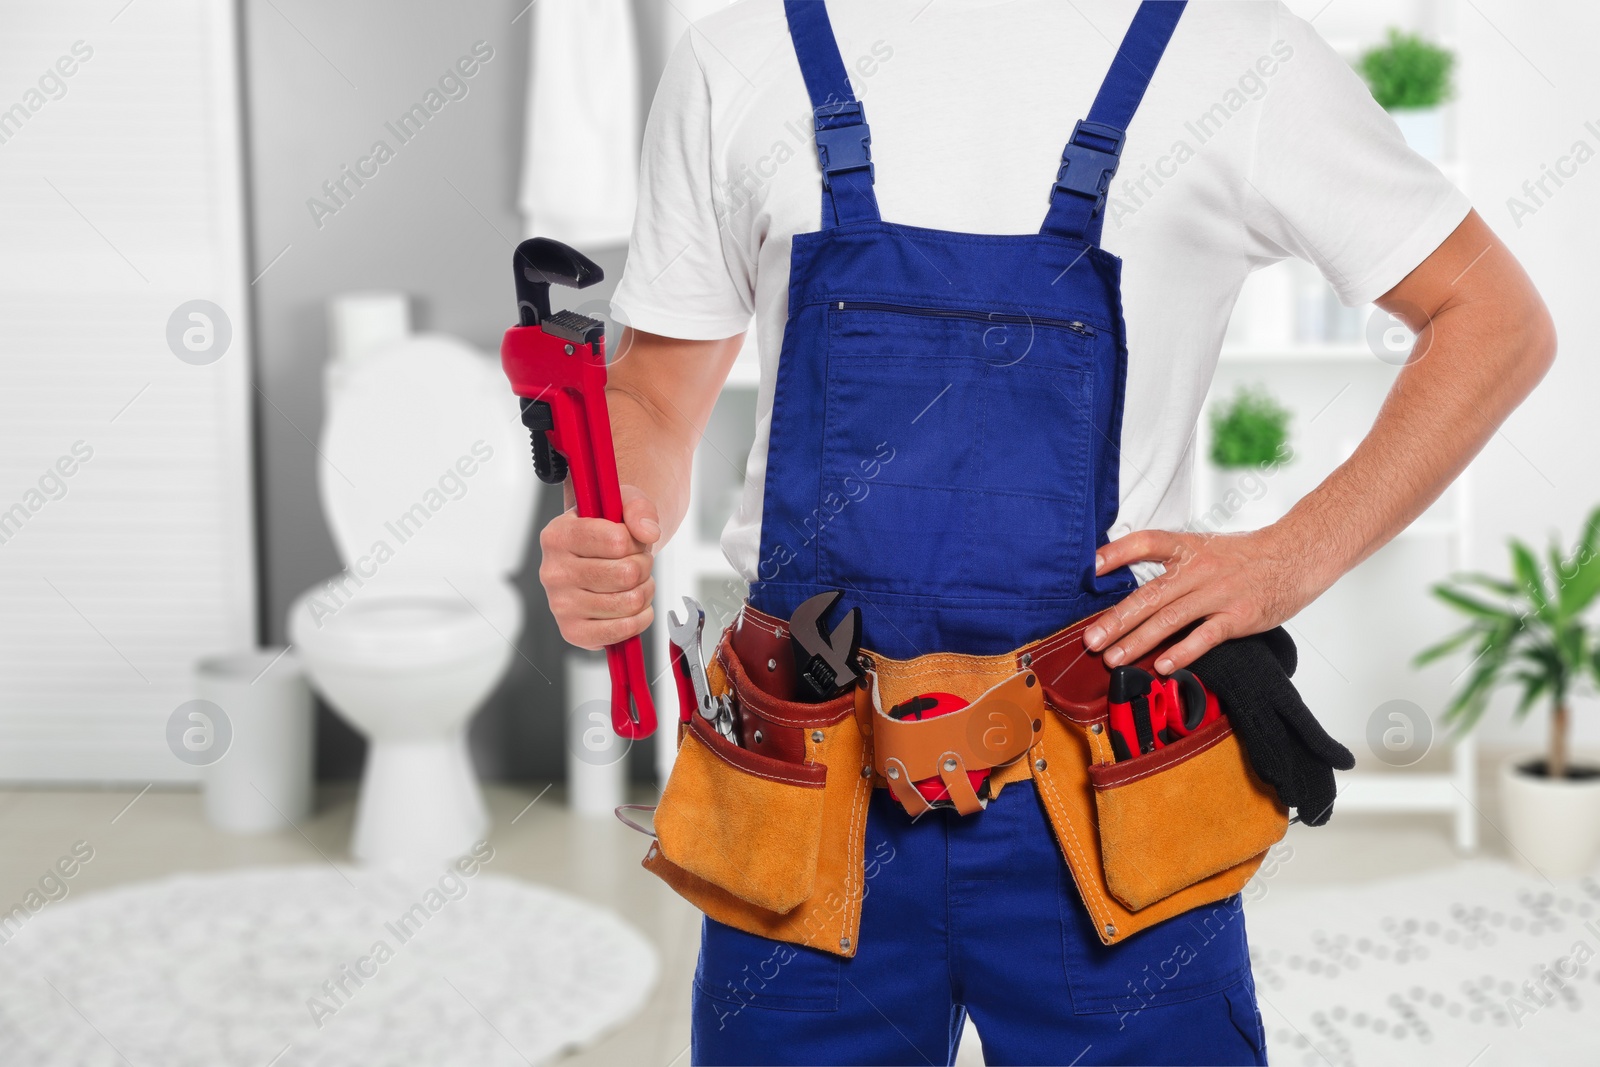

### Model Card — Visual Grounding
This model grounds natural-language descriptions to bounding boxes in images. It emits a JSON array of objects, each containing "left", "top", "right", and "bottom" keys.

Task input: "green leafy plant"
[
  {"left": 1360, "top": 29, "right": 1456, "bottom": 110},
  {"left": 1209, "top": 386, "right": 1292, "bottom": 469},
  {"left": 1416, "top": 507, "right": 1600, "bottom": 779}
]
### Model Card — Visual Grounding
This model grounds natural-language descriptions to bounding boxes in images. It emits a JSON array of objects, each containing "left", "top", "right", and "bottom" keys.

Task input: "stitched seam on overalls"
[{"left": 826, "top": 305, "right": 1114, "bottom": 338}]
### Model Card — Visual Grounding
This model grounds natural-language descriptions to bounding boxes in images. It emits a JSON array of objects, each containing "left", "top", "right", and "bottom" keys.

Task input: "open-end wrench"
[
  {"left": 790, "top": 590, "right": 864, "bottom": 702},
  {"left": 667, "top": 596, "right": 740, "bottom": 744},
  {"left": 667, "top": 596, "right": 715, "bottom": 722}
]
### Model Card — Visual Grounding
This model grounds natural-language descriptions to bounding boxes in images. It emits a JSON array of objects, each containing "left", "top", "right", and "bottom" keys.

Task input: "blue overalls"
[{"left": 695, "top": 3, "right": 1265, "bottom": 1063}]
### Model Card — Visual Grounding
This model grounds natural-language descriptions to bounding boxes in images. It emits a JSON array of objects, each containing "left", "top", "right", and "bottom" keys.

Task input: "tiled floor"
[{"left": 0, "top": 755, "right": 1539, "bottom": 1066}]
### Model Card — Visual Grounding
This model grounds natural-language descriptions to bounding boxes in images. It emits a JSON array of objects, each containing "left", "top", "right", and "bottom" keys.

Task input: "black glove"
[{"left": 1188, "top": 627, "right": 1355, "bottom": 827}]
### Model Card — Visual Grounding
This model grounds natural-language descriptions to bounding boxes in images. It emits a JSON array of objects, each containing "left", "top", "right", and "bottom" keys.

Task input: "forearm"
[
  {"left": 1089, "top": 212, "right": 1556, "bottom": 672},
  {"left": 607, "top": 382, "right": 697, "bottom": 541},
  {"left": 1274, "top": 217, "right": 1556, "bottom": 591},
  {"left": 602, "top": 328, "right": 745, "bottom": 544}
]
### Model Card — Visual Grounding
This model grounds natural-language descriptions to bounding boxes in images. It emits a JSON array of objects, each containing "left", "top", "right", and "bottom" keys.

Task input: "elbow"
[{"left": 1522, "top": 293, "right": 1558, "bottom": 385}]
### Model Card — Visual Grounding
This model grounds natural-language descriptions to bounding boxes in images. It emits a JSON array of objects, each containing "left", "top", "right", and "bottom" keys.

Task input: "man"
[{"left": 538, "top": 2, "right": 1553, "bottom": 1064}]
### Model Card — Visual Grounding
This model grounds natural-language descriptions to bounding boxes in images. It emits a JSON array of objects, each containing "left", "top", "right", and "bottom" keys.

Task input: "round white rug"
[
  {"left": 0, "top": 865, "right": 658, "bottom": 1066},
  {"left": 1246, "top": 860, "right": 1600, "bottom": 1067}
]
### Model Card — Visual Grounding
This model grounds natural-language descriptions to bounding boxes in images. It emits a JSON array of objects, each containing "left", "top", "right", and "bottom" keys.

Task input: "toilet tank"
[{"left": 317, "top": 334, "right": 537, "bottom": 579}]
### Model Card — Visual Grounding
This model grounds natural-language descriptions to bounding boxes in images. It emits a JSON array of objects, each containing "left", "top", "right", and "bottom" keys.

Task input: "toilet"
[{"left": 290, "top": 309, "right": 536, "bottom": 865}]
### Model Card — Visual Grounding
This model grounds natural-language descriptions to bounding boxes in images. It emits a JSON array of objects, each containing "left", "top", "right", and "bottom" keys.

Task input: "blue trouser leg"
[
  {"left": 691, "top": 784, "right": 962, "bottom": 1065},
  {"left": 691, "top": 783, "right": 1267, "bottom": 1067}
]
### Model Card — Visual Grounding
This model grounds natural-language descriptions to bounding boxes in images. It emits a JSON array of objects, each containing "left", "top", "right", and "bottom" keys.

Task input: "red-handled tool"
[
  {"left": 1107, "top": 666, "right": 1164, "bottom": 762},
  {"left": 887, "top": 692, "right": 990, "bottom": 804},
  {"left": 1106, "top": 665, "right": 1221, "bottom": 761},
  {"left": 1162, "top": 668, "right": 1220, "bottom": 739},
  {"left": 501, "top": 237, "right": 658, "bottom": 739}
]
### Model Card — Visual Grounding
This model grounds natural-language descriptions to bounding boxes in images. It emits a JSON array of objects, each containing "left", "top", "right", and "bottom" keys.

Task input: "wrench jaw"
[
  {"left": 667, "top": 595, "right": 740, "bottom": 744},
  {"left": 711, "top": 694, "right": 740, "bottom": 746},
  {"left": 790, "top": 591, "right": 865, "bottom": 703}
]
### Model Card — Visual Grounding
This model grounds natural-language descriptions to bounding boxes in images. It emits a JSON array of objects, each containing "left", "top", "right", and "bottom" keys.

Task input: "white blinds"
[{"left": 0, "top": 1, "right": 255, "bottom": 781}]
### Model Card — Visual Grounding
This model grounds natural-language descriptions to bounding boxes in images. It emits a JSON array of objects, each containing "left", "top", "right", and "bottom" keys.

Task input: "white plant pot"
[
  {"left": 1498, "top": 755, "right": 1600, "bottom": 879},
  {"left": 1390, "top": 107, "right": 1445, "bottom": 161}
]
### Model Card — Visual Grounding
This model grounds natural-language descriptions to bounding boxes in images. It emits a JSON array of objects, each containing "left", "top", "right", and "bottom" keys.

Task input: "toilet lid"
[{"left": 319, "top": 334, "right": 536, "bottom": 577}]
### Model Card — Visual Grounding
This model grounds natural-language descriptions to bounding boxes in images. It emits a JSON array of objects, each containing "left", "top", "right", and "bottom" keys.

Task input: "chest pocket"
[{"left": 818, "top": 302, "right": 1099, "bottom": 604}]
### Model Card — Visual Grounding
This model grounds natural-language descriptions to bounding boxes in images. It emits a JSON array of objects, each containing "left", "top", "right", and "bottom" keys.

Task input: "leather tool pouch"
[
  {"left": 866, "top": 668, "right": 1045, "bottom": 817},
  {"left": 1087, "top": 718, "right": 1285, "bottom": 911},
  {"left": 1025, "top": 618, "right": 1290, "bottom": 945},
  {"left": 653, "top": 713, "right": 826, "bottom": 913},
  {"left": 643, "top": 615, "right": 874, "bottom": 958}
]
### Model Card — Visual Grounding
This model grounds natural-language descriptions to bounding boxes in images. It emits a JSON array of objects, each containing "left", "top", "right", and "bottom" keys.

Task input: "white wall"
[{"left": 1455, "top": 1, "right": 1600, "bottom": 748}]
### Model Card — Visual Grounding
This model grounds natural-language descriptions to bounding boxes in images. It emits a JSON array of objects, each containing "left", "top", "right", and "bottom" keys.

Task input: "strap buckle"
[
  {"left": 813, "top": 102, "right": 873, "bottom": 190},
  {"left": 1053, "top": 119, "right": 1125, "bottom": 216}
]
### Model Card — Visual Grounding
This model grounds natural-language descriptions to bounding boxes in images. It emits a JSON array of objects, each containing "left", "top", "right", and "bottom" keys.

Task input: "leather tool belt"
[{"left": 641, "top": 603, "right": 1288, "bottom": 959}]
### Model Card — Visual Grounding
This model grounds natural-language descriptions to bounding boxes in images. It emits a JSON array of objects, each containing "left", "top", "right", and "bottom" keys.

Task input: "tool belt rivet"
[
  {"left": 812, "top": 730, "right": 825, "bottom": 743},
  {"left": 1104, "top": 923, "right": 1117, "bottom": 937},
  {"left": 942, "top": 757, "right": 958, "bottom": 772},
  {"left": 840, "top": 937, "right": 851, "bottom": 950},
  {"left": 1090, "top": 723, "right": 1103, "bottom": 734},
  {"left": 753, "top": 729, "right": 764, "bottom": 745},
  {"left": 1035, "top": 758, "right": 1048, "bottom": 772},
  {"left": 887, "top": 766, "right": 900, "bottom": 780},
  {"left": 767, "top": 658, "right": 778, "bottom": 671},
  {"left": 860, "top": 765, "right": 872, "bottom": 778},
  {"left": 1020, "top": 652, "right": 1033, "bottom": 668}
]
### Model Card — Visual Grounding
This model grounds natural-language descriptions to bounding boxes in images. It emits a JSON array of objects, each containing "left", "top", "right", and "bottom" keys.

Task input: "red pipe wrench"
[{"left": 501, "top": 238, "right": 658, "bottom": 739}]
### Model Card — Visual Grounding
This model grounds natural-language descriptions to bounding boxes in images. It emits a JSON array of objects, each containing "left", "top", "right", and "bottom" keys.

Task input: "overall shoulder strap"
[
  {"left": 1041, "top": 0, "right": 1187, "bottom": 244},
  {"left": 784, "top": 0, "right": 880, "bottom": 227}
]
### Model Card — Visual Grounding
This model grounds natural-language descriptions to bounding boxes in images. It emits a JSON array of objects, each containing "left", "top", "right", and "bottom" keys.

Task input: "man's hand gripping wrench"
[
  {"left": 501, "top": 237, "right": 658, "bottom": 740},
  {"left": 667, "top": 596, "right": 738, "bottom": 744}
]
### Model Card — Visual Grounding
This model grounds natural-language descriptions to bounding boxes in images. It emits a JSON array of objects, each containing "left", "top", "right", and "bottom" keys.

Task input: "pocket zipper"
[{"left": 835, "top": 300, "right": 1096, "bottom": 336}]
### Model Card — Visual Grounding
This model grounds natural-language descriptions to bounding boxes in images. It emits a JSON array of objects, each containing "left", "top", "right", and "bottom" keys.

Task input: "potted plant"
[
  {"left": 1417, "top": 508, "right": 1600, "bottom": 877},
  {"left": 1359, "top": 28, "right": 1456, "bottom": 161},
  {"left": 1206, "top": 386, "right": 1292, "bottom": 531}
]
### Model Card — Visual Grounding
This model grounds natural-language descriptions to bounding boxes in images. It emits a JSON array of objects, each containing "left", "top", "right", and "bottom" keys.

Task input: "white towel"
[{"left": 520, "top": 0, "right": 640, "bottom": 247}]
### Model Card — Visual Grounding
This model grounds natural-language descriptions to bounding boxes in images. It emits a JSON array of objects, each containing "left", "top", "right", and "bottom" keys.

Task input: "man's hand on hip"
[
  {"left": 1085, "top": 210, "right": 1555, "bottom": 673},
  {"left": 1085, "top": 526, "right": 1328, "bottom": 674}
]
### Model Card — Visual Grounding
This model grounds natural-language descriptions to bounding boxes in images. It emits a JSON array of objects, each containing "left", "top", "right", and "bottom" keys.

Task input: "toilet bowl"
[{"left": 290, "top": 329, "right": 535, "bottom": 865}]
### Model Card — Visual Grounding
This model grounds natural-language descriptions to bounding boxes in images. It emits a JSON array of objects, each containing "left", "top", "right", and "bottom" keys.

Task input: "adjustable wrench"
[{"left": 789, "top": 590, "right": 864, "bottom": 702}]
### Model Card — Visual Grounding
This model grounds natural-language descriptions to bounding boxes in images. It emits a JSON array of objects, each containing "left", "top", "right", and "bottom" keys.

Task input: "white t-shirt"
[{"left": 611, "top": 0, "right": 1470, "bottom": 583}]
